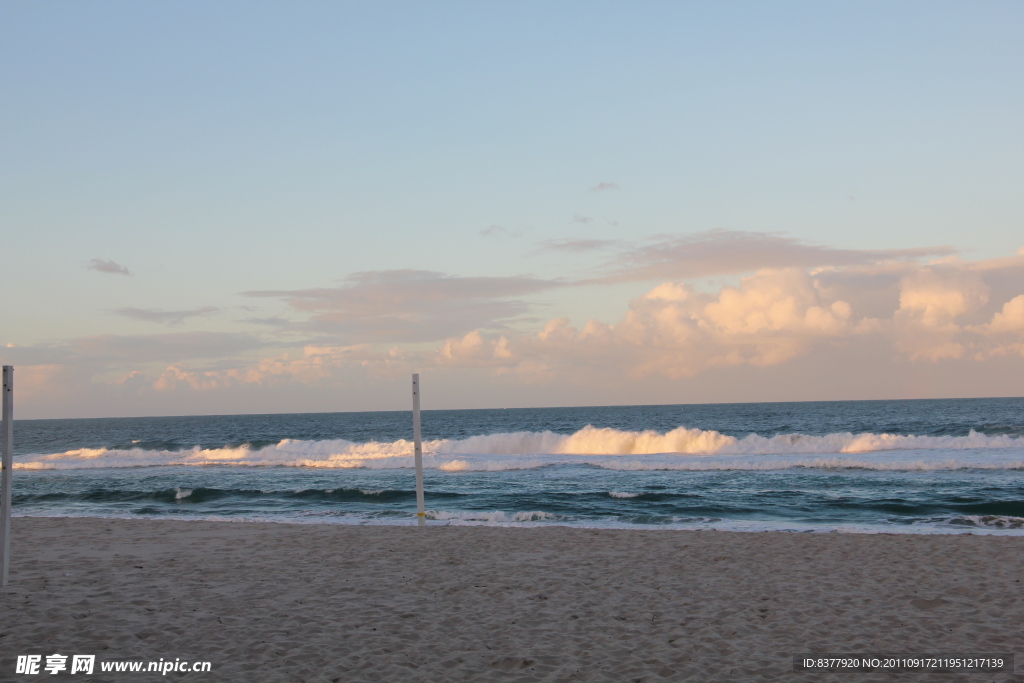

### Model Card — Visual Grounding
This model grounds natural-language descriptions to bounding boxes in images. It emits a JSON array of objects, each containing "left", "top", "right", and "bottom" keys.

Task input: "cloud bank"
[
  {"left": 4, "top": 238, "right": 1024, "bottom": 417},
  {"left": 439, "top": 252, "right": 1024, "bottom": 378},
  {"left": 242, "top": 270, "right": 565, "bottom": 343},
  {"left": 590, "top": 230, "right": 955, "bottom": 282}
]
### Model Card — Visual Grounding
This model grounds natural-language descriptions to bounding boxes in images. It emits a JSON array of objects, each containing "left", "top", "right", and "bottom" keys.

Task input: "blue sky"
[{"left": 2, "top": 2, "right": 1023, "bottom": 418}]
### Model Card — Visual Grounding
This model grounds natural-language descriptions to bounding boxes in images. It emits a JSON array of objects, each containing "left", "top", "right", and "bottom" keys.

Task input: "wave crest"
[{"left": 13, "top": 425, "right": 1024, "bottom": 471}]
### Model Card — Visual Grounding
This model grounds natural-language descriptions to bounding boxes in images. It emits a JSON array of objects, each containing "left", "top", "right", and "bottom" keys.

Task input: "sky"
[{"left": 1, "top": 1, "right": 1022, "bottom": 419}]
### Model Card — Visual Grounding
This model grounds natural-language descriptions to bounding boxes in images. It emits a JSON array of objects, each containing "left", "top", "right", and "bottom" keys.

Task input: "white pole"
[
  {"left": 1, "top": 366, "right": 13, "bottom": 586},
  {"left": 412, "top": 373, "right": 425, "bottom": 527}
]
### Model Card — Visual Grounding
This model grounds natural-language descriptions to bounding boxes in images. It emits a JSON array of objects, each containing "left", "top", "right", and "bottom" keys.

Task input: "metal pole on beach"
[
  {"left": 412, "top": 373, "right": 425, "bottom": 527},
  {"left": 1, "top": 366, "right": 13, "bottom": 586}
]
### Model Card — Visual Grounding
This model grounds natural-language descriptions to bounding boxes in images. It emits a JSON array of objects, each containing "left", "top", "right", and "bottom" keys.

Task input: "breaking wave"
[{"left": 14, "top": 425, "right": 1024, "bottom": 472}]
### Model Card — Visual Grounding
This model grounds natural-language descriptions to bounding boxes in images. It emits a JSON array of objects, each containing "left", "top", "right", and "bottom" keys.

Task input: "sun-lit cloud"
[
  {"left": 986, "top": 295, "right": 1024, "bottom": 334},
  {"left": 897, "top": 266, "right": 989, "bottom": 328},
  {"left": 439, "top": 268, "right": 857, "bottom": 377},
  {"left": 968, "top": 292, "right": 1024, "bottom": 360},
  {"left": 88, "top": 258, "right": 132, "bottom": 276},
  {"left": 437, "top": 251, "right": 1024, "bottom": 377},
  {"left": 889, "top": 263, "right": 991, "bottom": 362},
  {"left": 151, "top": 344, "right": 406, "bottom": 391}
]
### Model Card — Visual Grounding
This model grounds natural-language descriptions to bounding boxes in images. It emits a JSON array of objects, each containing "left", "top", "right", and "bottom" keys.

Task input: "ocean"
[{"left": 8, "top": 397, "right": 1024, "bottom": 534}]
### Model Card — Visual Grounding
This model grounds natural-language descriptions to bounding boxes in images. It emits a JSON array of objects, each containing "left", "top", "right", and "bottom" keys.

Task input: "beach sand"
[{"left": 1, "top": 517, "right": 1021, "bottom": 682}]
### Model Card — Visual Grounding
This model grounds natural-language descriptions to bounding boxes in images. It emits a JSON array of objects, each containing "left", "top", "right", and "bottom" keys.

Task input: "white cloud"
[
  {"left": 968, "top": 294, "right": 1024, "bottom": 359},
  {"left": 986, "top": 295, "right": 1024, "bottom": 334},
  {"left": 151, "top": 344, "right": 406, "bottom": 391},
  {"left": 439, "top": 268, "right": 856, "bottom": 377},
  {"left": 439, "top": 331, "right": 512, "bottom": 366},
  {"left": 892, "top": 263, "right": 991, "bottom": 362},
  {"left": 437, "top": 252, "right": 1024, "bottom": 378},
  {"left": 897, "top": 266, "right": 989, "bottom": 328}
]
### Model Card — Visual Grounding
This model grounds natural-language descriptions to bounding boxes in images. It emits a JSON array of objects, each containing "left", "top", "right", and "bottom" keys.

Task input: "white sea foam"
[
  {"left": 425, "top": 510, "right": 559, "bottom": 523},
  {"left": 13, "top": 426, "right": 1024, "bottom": 472},
  {"left": 608, "top": 491, "right": 641, "bottom": 498},
  {"left": 14, "top": 509, "right": 1024, "bottom": 535},
  {"left": 944, "top": 515, "right": 1024, "bottom": 529}
]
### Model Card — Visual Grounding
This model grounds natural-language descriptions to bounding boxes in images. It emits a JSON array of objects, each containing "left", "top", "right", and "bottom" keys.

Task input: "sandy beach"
[{"left": 1, "top": 518, "right": 1022, "bottom": 682}]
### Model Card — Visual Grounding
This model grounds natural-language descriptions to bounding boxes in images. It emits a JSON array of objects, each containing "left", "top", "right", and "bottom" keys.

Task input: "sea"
[{"left": 8, "top": 397, "right": 1024, "bottom": 534}]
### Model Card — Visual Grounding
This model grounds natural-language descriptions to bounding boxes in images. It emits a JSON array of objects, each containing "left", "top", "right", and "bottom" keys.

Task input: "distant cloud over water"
[{"left": 242, "top": 269, "right": 565, "bottom": 343}]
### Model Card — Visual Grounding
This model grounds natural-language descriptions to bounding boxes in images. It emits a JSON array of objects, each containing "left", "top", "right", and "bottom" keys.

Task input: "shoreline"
[
  {"left": 9, "top": 511, "right": 1024, "bottom": 536},
  {"left": 2, "top": 517, "right": 1022, "bottom": 681}
]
